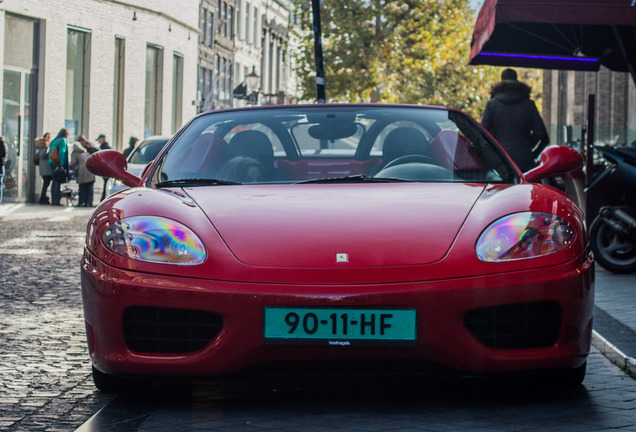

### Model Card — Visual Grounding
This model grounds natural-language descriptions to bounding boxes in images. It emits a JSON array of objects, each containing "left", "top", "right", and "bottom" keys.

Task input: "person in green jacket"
[{"left": 48, "top": 128, "right": 69, "bottom": 206}]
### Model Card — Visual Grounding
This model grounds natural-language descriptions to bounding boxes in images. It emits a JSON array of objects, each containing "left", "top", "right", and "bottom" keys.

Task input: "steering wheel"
[{"left": 383, "top": 155, "right": 436, "bottom": 169}]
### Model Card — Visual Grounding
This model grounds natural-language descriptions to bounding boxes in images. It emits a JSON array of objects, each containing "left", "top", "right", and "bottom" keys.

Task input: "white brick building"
[
  {"left": 2, "top": 0, "right": 199, "bottom": 202},
  {"left": 1, "top": 0, "right": 298, "bottom": 203}
]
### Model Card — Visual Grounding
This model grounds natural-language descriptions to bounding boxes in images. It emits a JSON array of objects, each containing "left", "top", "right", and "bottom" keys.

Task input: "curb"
[{"left": 592, "top": 330, "right": 636, "bottom": 379}]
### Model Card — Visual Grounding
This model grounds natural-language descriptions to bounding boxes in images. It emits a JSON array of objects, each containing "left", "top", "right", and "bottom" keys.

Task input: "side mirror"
[
  {"left": 86, "top": 150, "right": 142, "bottom": 188},
  {"left": 524, "top": 146, "right": 583, "bottom": 183}
]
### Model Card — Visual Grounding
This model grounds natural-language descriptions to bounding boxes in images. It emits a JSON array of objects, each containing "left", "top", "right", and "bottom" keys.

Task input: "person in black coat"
[{"left": 481, "top": 68, "right": 549, "bottom": 172}]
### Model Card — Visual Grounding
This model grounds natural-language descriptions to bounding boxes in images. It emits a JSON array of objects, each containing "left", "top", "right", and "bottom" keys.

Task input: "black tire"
[
  {"left": 556, "top": 362, "right": 587, "bottom": 387},
  {"left": 91, "top": 366, "right": 125, "bottom": 392},
  {"left": 590, "top": 215, "right": 636, "bottom": 273},
  {"left": 92, "top": 366, "right": 149, "bottom": 393}
]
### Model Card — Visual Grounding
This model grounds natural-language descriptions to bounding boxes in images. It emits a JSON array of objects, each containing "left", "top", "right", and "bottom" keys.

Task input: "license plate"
[{"left": 264, "top": 307, "right": 417, "bottom": 346}]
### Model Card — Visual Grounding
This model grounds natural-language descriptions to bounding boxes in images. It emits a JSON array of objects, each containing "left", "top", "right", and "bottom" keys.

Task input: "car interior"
[{"left": 155, "top": 107, "right": 516, "bottom": 185}]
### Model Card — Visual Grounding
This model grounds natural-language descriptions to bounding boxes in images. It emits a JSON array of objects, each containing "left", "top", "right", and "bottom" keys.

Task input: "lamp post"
[{"left": 245, "top": 66, "right": 260, "bottom": 106}]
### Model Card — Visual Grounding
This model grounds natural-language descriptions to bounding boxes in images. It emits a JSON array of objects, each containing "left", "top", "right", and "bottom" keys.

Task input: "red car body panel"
[
  {"left": 81, "top": 183, "right": 593, "bottom": 377},
  {"left": 81, "top": 249, "right": 592, "bottom": 377}
]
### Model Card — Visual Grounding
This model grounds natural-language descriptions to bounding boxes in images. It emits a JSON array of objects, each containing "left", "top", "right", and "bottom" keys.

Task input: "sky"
[{"left": 469, "top": 0, "right": 485, "bottom": 12}]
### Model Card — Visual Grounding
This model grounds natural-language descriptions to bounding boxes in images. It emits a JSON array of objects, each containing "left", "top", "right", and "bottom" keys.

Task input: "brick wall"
[{"left": 543, "top": 67, "right": 636, "bottom": 147}]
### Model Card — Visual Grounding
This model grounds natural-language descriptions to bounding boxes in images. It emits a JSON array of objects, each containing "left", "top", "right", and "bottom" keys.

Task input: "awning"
[{"left": 469, "top": 0, "right": 636, "bottom": 81}]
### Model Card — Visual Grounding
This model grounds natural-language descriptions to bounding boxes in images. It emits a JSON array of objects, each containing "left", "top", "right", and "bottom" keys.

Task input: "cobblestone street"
[
  {"left": 0, "top": 210, "right": 113, "bottom": 431},
  {"left": 4, "top": 205, "right": 636, "bottom": 432}
]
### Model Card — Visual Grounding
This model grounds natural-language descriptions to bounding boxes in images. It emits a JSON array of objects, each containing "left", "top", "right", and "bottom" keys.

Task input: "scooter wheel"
[{"left": 590, "top": 215, "right": 636, "bottom": 273}]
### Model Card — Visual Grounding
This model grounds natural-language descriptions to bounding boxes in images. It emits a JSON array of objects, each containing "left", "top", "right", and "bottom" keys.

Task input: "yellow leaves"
[{"left": 292, "top": 0, "right": 505, "bottom": 113}]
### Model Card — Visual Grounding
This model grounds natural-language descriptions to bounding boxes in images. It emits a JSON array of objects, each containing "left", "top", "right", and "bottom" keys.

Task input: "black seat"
[
  {"left": 382, "top": 127, "right": 429, "bottom": 165},
  {"left": 228, "top": 130, "right": 286, "bottom": 181}
]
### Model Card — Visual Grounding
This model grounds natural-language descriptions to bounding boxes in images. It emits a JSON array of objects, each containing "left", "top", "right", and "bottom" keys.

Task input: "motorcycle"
[{"left": 587, "top": 145, "right": 636, "bottom": 273}]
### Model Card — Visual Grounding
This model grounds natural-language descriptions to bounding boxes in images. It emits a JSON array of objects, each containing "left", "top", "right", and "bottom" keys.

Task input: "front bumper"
[{"left": 81, "top": 250, "right": 594, "bottom": 378}]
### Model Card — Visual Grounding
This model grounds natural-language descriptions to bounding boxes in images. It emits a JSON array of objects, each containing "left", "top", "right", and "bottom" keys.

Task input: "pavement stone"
[{"left": 0, "top": 205, "right": 114, "bottom": 431}]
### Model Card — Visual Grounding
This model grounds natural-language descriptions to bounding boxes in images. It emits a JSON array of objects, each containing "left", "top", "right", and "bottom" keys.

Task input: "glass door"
[{"left": 2, "top": 68, "right": 32, "bottom": 201}]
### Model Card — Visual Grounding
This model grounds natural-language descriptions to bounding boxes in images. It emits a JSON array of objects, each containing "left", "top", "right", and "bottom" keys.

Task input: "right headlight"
[
  {"left": 102, "top": 216, "right": 206, "bottom": 265},
  {"left": 476, "top": 212, "right": 575, "bottom": 262}
]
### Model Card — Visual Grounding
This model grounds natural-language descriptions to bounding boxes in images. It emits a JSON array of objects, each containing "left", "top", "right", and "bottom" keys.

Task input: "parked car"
[
  {"left": 82, "top": 104, "right": 592, "bottom": 391},
  {"left": 104, "top": 136, "right": 171, "bottom": 196}
]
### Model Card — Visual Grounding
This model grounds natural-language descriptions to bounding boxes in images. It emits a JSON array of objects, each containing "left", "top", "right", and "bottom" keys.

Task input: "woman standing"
[
  {"left": 48, "top": 128, "right": 69, "bottom": 206},
  {"left": 34, "top": 132, "right": 52, "bottom": 204},
  {"left": 71, "top": 142, "right": 96, "bottom": 206}
]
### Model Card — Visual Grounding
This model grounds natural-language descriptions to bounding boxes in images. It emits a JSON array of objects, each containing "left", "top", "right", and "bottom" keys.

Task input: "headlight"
[
  {"left": 476, "top": 212, "right": 575, "bottom": 262},
  {"left": 102, "top": 216, "right": 206, "bottom": 265}
]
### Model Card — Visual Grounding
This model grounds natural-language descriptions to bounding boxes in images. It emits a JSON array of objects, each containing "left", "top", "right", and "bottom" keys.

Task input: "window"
[
  {"left": 223, "top": 2, "right": 228, "bottom": 37},
  {"left": 236, "top": 0, "right": 241, "bottom": 40},
  {"left": 113, "top": 37, "right": 125, "bottom": 150},
  {"left": 245, "top": 3, "right": 250, "bottom": 43},
  {"left": 217, "top": 0, "right": 222, "bottom": 34},
  {"left": 229, "top": 5, "right": 234, "bottom": 40},
  {"left": 214, "top": 55, "right": 220, "bottom": 105},
  {"left": 200, "top": 8, "right": 207, "bottom": 44},
  {"left": 66, "top": 28, "right": 91, "bottom": 138},
  {"left": 253, "top": 7, "right": 258, "bottom": 46},
  {"left": 207, "top": 11, "right": 214, "bottom": 47},
  {"left": 205, "top": 68, "right": 212, "bottom": 100},
  {"left": 144, "top": 45, "right": 163, "bottom": 138},
  {"left": 172, "top": 53, "right": 184, "bottom": 133}
]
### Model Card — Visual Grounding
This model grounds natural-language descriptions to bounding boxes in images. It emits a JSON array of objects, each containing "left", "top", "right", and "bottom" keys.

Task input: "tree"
[{"left": 292, "top": 0, "right": 542, "bottom": 119}]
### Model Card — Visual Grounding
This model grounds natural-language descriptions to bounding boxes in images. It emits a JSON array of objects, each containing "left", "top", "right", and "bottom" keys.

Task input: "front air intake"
[
  {"left": 123, "top": 306, "right": 222, "bottom": 354},
  {"left": 464, "top": 301, "right": 561, "bottom": 349}
]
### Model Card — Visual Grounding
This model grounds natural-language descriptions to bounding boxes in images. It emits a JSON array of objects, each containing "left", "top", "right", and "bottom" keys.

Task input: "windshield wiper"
[
  {"left": 296, "top": 174, "right": 411, "bottom": 184},
  {"left": 156, "top": 178, "right": 240, "bottom": 187}
]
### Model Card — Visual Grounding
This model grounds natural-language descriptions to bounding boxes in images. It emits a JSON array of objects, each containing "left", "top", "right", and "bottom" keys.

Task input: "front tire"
[
  {"left": 590, "top": 214, "right": 636, "bottom": 273},
  {"left": 556, "top": 362, "right": 586, "bottom": 387},
  {"left": 92, "top": 366, "right": 148, "bottom": 392}
]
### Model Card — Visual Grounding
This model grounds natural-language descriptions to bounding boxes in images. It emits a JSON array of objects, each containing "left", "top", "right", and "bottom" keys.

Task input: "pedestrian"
[
  {"left": 71, "top": 142, "right": 96, "bottom": 207},
  {"left": 123, "top": 136, "right": 139, "bottom": 158},
  {"left": 97, "top": 134, "right": 111, "bottom": 201},
  {"left": 0, "top": 136, "right": 7, "bottom": 204},
  {"left": 77, "top": 135, "right": 99, "bottom": 154},
  {"left": 34, "top": 132, "right": 52, "bottom": 204},
  {"left": 96, "top": 134, "right": 111, "bottom": 150},
  {"left": 481, "top": 68, "right": 550, "bottom": 172},
  {"left": 48, "top": 128, "right": 70, "bottom": 206}
]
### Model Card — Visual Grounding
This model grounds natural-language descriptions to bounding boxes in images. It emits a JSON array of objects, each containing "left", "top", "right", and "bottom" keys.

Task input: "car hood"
[{"left": 185, "top": 183, "right": 485, "bottom": 268}]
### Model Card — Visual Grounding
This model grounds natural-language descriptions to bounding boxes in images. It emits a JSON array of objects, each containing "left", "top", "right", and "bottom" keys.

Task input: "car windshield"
[
  {"left": 128, "top": 139, "right": 169, "bottom": 164},
  {"left": 152, "top": 105, "right": 517, "bottom": 186}
]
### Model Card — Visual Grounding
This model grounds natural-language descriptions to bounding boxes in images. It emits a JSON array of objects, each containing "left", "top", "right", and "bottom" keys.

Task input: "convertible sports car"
[{"left": 81, "top": 104, "right": 593, "bottom": 391}]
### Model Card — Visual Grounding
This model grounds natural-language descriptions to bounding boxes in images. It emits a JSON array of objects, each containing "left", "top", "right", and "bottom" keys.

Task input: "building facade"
[
  {"left": 200, "top": 0, "right": 297, "bottom": 111},
  {"left": 542, "top": 68, "right": 636, "bottom": 148},
  {"left": 1, "top": 0, "right": 200, "bottom": 203},
  {"left": 1, "top": 0, "right": 298, "bottom": 203}
]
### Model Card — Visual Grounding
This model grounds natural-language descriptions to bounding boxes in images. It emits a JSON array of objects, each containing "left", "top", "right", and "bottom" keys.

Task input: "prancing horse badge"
[{"left": 336, "top": 253, "right": 349, "bottom": 263}]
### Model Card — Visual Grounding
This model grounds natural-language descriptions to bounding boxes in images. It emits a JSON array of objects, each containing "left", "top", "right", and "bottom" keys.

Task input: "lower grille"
[
  {"left": 463, "top": 301, "right": 561, "bottom": 349},
  {"left": 123, "top": 306, "right": 223, "bottom": 354}
]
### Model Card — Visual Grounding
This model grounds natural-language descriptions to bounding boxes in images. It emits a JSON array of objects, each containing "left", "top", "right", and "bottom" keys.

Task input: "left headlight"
[
  {"left": 102, "top": 216, "right": 206, "bottom": 265},
  {"left": 476, "top": 212, "right": 575, "bottom": 262}
]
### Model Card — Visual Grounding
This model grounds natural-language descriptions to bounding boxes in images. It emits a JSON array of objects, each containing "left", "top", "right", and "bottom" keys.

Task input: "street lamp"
[{"left": 245, "top": 66, "right": 260, "bottom": 105}]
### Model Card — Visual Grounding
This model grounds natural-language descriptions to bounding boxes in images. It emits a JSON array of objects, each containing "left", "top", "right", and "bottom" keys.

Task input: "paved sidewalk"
[
  {"left": 592, "top": 266, "right": 636, "bottom": 377},
  {"left": 0, "top": 202, "right": 97, "bottom": 221}
]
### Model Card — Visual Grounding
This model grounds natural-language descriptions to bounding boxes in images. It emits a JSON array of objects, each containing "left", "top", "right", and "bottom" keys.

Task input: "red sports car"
[{"left": 81, "top": 104, "right": 593, "bottom": 391}]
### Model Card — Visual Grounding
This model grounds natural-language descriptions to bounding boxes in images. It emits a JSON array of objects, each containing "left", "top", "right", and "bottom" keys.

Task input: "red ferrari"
[{"left": 81, "top": 104, "right": 593, "bottom": 391}]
